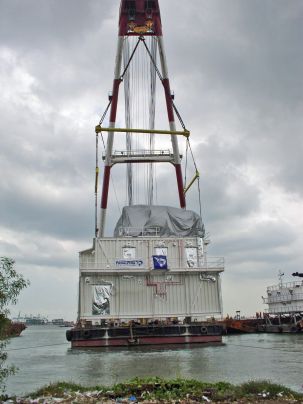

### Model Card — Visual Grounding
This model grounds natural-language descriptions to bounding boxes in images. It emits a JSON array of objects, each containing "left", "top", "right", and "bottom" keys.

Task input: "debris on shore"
[{"left": 3, "top": 377, "right": 302, "bottom": 403}]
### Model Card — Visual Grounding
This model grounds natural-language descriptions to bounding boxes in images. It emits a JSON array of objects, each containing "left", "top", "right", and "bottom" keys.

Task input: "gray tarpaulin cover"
[{"left": 114, "top": 205, "right": 205, "bottom": 238}]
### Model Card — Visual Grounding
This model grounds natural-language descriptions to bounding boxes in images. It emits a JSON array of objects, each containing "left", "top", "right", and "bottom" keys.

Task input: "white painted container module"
[{"left": 78, "top": 236, "right": 224, "bottom": 324}]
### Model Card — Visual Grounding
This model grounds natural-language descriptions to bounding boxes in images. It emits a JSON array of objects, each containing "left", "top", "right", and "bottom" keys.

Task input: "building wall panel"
[{"left": 80, "top": 272, "right": 222, "bottom": 319}]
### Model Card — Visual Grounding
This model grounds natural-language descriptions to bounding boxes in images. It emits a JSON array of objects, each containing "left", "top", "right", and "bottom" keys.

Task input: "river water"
[{"left": 6, "top": 325, "right": 303, "bottom": 396}]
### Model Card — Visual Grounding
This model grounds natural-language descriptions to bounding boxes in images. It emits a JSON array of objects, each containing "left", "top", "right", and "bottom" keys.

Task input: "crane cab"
[{"left": 119, "top": 0, "right": 162, "bottom": 36}]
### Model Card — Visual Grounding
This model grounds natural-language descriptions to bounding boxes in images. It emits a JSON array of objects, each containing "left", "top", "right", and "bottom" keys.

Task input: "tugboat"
[
  {"left": 67, "top": 0, "right": 224, "bottom": 348},
  {"left": 259, "top": 271, "right": 303, "bottom": 333}
]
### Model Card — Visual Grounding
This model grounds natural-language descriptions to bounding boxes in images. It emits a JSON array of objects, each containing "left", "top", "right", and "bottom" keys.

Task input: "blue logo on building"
[{"left": 152, "top": 255, "right": 168, "bottom": 270}]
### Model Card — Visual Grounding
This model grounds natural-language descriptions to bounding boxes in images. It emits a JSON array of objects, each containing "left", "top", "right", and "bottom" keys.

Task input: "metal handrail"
[
  {"left": 267, "top": 281, "right": 303, "bottom": 291},
  {"left": 111, "top": 149, "right": 172, "bottom": 156},
  {"left": 264, "top": 306, "right": 303, "bottom": 314},
  {"left": 264, "top": 293, "right": 303, "bottom": 304},
  {"left": 79, "top": 256, "right": 224, "bottom": 270}
]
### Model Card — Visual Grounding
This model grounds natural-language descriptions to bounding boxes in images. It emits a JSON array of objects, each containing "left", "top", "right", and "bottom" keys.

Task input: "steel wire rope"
[
  {"left": 197, "top": 176, "right": 202, "bottom": 219},
  {"left": 95, "top": 39, "right": 142, "bottom": 222},
  {"left": 98, "top": 100, "right": 112, "bottom": 150},
  {"left": 140, "top": 37, "right": 160, "bottom": 206},
  {"left": 147, "top": 37, "right": 152, "bottom": 205},
  {"left": 130, "top": 37, "right": 135, "bottom": 206},
  {"left": 141, "top": 37, "right": 163, "bottom": 81},
  {"left": 5, "top": 340, "right": 303, "bottom": 354},
  {"left": 142, "top": 39, "right": 147, "bottom": 205},
  {"left": 153, "top": 37, "right": 158, "bottom": 205},
  {"left": 172, "top": 102, "right": 186, "bottom": 131},
  {"left": 142, "top": 36, "right": 190, "bottom": 141},
  {"left": 130, "top": 36, "right": 134, "bottom": 204},
  {"left": 125, "top": 37, "right": 132, "bottom": 206},
  {"left": 121, "top": 36, "right": 144, "bottom": 207},
  {"left": 146, "top": 36, "right": 150, "bottom": 205},
  {"left": 141, "top": 39, "right": 146, "bottom": 205},
  {"left": 95, "top": 133, "right": 99, "bottom": 236},
  {"left": 135, "top": 39, "right": 139, "bottom": 204},
  {"left": 140, "top": 35, "right": 156, "bottom": 206},
  {"left": 123, "top": 37, "right": 133, "bottom": 206},
  {"left": 143, "top": 41, "right": 148, "bottom": 205},
  {"left": 145, "top": 38, "right": 149, "bottom": 205},
  {"left": 137, "top": 39, "right": 141, "bottom": 204},
  {"left": 154, "top": 43, "right": 158, "bottom": 203},
  {"left": 148, "top": 36, "right": 157, "bottom": 206},
  {"left": 142, "top": 37, "right": 195, "bottom": 210},
  {"left": 184, "top": 139, "right": 189, "bottom": 192},
  {"left": 124, "top": 37, "right": 202, "bottom": 216},
  {"left": 186, "top": 139, "right": 203, "bottom": 218},
  {"left": 143, "top": 32, "right": 172, "bottom": 200},
  {"left": 146, "top": 37, "right": 152, "bottom": 206},
  {"left": 140, "top": 40, "right": 146, "bottom": 204},
  {"left": 132, "top": 37, "right": 136, "bottom": 205},
  {"left": 137, "top": 40, "right": 142, "bottom": 203},
  {"left": 120, "top": 36, "right": 141, "bottom": 81},
  {"left": 123, "top": 38, "right": 128, "bottom": 205}
]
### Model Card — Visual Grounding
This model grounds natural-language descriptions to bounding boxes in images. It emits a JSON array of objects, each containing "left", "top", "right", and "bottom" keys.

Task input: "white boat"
[{"left": 260, "top": 271, "right": 303, "bottom": 333}]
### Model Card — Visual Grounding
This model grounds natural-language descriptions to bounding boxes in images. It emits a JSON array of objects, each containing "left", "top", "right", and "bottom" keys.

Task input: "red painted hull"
[{"left": 71, "top": 334, "right": 222, "bottom": 348}]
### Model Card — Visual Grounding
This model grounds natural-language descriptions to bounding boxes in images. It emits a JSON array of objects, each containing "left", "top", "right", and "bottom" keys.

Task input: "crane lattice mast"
[{"left": 98, "top": 0, "right": 186, "bottom": 237}]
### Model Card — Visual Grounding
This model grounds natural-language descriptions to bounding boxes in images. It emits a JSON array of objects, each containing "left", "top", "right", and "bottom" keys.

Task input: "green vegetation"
[
  {"left": 0, "top": 257, "right": 29, "bottom": 392},
  {"left": 20, "top": 377, "right": 303, "bottom": 402}
]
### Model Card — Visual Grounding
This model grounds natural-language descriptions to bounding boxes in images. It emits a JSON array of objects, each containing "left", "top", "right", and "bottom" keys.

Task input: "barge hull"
[
  {"left": 67, "top": 324, "right": 223, "bottom": 347},
  {"left": 71, "top": 334, "right": 222, "bottom": 347}
]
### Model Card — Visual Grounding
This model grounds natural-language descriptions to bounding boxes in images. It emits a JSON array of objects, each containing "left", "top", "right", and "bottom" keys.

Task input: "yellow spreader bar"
[
  {"left": 184, "top": 170, "right": 200, "bottom": 194},
  {"left": 95, "top": 125, "right": 190, "bottom": 138}
]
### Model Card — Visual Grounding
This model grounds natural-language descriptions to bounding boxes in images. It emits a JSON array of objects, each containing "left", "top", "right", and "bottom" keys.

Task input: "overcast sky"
[{"left": 1, "top": 0, "right": 303, "bottom": 320}]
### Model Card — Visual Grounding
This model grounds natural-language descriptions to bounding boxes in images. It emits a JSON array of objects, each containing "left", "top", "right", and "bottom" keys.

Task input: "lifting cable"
[
  {"left": 120, "top": 37, "right": 141, "bottom": 80},
  {"left": 122, "top": 36, "right": 158, "bottom": 206},
  {"left": 123, "top": 36, "right": 144, "bottom": 205},
  {"left": 96, "top": 35, "right": 202, "bottom": 219},
  {"left": 185, "top": 139, "right": 202, "bottom": 218},
  {"left": 141, "top": 37, "right": 163, "bottom": 81},
  {"left": 148, "top": 36, "right": 157, "bottom": 206},
  {"left": 172, "top": 102, "right": 186, "bottom": 131},
  {"left": 123, "top": 37, "right": 133, "bottom": 206},
  {"left": 95, "top": 133, "right": 99, "bottom": 237},
  {"left": 98, "top": 100, "right": 112, "bottom": 149},
  {"left": 94, "top": 38, "right": 143, "bottom": 220},
  {"left": 184, "top": 140, "right": 189, "bottom": 192},
  {"left": 95, "top": 44, "right": 141, "bottom": 235},
  {"left": 141, "top": 37, "right": 187, "bottom": 133},
  {"left": 142, "top": 36, "right": 202, "bottom": 216}
]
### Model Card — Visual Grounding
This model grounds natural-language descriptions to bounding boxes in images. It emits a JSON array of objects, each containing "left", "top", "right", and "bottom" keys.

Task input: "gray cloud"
[{"left": 1, "top": 0, "right": 302, "bottom": 319}]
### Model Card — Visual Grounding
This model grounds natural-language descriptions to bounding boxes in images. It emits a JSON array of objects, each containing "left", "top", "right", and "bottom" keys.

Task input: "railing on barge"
[{"left": 80, "top": 256, "right": 224, "bottom": 271}]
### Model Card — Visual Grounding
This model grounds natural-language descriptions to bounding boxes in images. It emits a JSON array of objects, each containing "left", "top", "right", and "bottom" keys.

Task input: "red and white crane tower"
[{"left": 96, "top": 0, "right": 194, "bottom": 237}]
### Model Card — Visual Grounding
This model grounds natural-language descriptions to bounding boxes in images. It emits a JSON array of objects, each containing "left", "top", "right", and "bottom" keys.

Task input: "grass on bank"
[{"left": 14, "top": 377, "right": 303, "bottom": 402}]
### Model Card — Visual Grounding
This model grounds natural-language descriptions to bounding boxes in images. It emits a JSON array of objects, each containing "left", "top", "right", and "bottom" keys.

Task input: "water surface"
[{"left": 6, "top": 325, "right": 303, "bottom": 396}]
